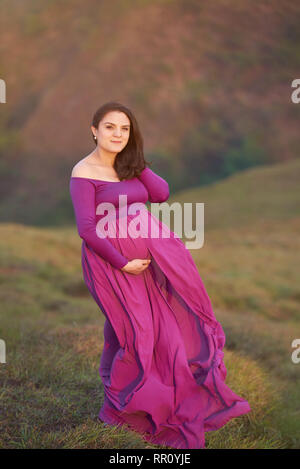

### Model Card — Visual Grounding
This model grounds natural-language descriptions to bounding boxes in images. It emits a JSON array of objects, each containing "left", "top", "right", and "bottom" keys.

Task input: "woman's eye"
[{"left": 106, "top": 126, "right": 129, "bottom": 131}]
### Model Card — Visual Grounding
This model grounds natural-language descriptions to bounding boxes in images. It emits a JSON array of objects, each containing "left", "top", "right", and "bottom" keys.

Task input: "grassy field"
[{"left": 0, "top": 159, "right": 300, "bottom": 448}]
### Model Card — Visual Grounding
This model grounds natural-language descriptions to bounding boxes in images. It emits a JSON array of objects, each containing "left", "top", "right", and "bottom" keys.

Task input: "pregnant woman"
[{"left": 69, "top": 101, "right": 251, "bottom": 449}]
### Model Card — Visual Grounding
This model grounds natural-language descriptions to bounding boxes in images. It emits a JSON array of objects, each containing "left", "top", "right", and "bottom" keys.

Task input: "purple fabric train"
[{"left": 69, "top": 167, "right": 251, "bottom": 449}]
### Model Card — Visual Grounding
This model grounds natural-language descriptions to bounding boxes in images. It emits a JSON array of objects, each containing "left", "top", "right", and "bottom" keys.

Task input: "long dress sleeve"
[
  {"left": 137, "top": 167, "right": 169, "bottom": 203},
  {"left": 69, "top": 178, "right": 129, "bottom": 270}
]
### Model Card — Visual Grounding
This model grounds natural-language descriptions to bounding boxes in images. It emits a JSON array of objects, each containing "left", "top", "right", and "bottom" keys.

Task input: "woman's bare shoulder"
[{"left": 71, "top": 155, "right": 94, "bottom": 178}]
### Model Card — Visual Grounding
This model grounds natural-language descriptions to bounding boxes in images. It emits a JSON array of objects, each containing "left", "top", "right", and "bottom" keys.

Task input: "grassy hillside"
[
  {"left": 0, "top": 160, "right": 299, "bottom": 448},
  {"left": 169, "top": 158, "right": 300, "bottom": 230}
]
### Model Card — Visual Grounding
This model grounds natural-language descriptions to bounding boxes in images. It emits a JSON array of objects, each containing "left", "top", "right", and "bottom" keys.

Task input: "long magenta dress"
[{"left": 69, "top": 167, "right": 251, "bottom": 449}]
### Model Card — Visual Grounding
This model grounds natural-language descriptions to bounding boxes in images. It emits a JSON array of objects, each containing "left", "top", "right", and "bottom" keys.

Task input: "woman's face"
[{"left": 92, "top": 111, "right": 131, "bottom": 153}]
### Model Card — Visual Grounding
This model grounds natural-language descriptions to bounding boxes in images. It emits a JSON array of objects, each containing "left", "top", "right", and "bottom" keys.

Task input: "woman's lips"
[{"left": 111, "top": 141, "right": 121, "bottom": 143}]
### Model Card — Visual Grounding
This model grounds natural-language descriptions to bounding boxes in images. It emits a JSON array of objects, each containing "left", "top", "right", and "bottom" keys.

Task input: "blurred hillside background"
[
  {"left": 0, "top": 0, "right": 300, "bottom": 225},
  {"left": 0, "top": 0, "right": 300, "bottom": 449}
]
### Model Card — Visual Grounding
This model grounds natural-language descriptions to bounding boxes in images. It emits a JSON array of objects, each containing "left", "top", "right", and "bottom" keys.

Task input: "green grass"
[
  {"left": 169, "top": 158, "right": 300, "bottom": 230},
  {"left": 1, "top": 159, "right": 300, "bottom": 448}
]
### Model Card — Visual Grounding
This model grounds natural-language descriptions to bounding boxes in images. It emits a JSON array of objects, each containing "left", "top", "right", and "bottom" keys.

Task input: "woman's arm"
[
  {"left": 137, "top": 167, "right": 169, "bottom": 203},
  {"left": 69, "top": 178, "right": 129, "bottom": 269}
]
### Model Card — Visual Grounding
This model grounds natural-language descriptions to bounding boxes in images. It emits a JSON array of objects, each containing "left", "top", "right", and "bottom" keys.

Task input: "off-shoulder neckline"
[
  {"left": 70, "top": 167, "right": 151, "bottom": 184},
  {"left": 70, "top": 176, "right": 126, "bottom": 183}
]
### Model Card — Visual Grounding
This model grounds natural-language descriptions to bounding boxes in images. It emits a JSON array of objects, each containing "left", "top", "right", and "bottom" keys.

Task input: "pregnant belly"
[{"left": 106, "top": 210, "right": 152, "bottom": 261}]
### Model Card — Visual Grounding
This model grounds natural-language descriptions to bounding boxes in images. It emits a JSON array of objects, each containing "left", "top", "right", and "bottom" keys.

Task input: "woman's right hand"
[{"left": 121, "top": 258, "right": 151, "bottom": 275}]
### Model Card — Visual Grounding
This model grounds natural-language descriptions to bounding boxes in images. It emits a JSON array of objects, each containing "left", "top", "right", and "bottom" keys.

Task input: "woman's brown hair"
[{"left": 91, "top": 102, "right": 152, "bottom": 181}]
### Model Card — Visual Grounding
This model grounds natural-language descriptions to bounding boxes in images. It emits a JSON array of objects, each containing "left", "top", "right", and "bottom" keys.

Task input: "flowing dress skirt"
[{"left": 81, "top": 203, "right": 251, "bottom": 449}]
